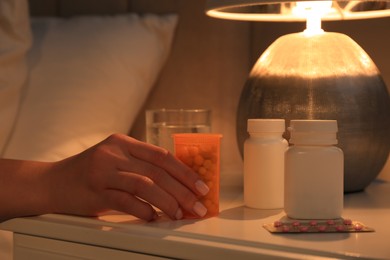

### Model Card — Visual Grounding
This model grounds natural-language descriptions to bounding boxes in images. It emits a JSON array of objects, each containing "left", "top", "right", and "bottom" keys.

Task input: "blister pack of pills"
[{"left": 263, "top": 218, "right": 374, "bottom": 233}]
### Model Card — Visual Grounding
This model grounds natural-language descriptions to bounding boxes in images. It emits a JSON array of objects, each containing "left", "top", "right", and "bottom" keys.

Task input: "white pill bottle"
[
  {"left": 244, "top": 119, "right": 288, "bottom": 209},
  {"left": 285, "top": 120, "right": 344, "bottom": 219}
]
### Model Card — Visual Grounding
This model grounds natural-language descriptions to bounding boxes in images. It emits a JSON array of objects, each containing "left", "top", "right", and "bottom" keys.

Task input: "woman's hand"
[{"left": 48, "top": 134, "right": 209, "bottom": 221}]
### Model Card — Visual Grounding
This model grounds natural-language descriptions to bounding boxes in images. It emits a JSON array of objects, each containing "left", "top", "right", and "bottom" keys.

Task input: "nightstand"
[{"left": 1, "top": 180, "right": 389, "bottom": 259}]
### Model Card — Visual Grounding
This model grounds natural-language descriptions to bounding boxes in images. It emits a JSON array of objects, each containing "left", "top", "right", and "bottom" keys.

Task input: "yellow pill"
[
  {"left": 198, "top": 166, "right": 207, "bottom": 176},
  {"left": 203, "top": 159, "right": 213, "bottom": 169},
  {"left": 194, "top": 154, "right": 204, "bottom": 166},
  {"left": 206, "top": 180, "right": 214, "bottom": 189},
  {"left": 188, "top": 146, "right": 199, "bottom": 156},
  {"left": 200, "top": 144, "right": 213, "bottom": 155}
]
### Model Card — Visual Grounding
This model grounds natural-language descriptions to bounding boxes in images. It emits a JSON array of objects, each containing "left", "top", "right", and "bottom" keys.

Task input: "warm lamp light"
[
  {"left": 206, "top": 0, "right": 390, "bottom": 21},
  {"left": 206, "top": 0, "right": 390, "bottom": 192}
]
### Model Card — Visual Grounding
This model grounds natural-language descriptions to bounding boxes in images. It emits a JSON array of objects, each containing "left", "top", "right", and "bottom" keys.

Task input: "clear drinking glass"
[{"left": 146, "top": 109, "right": 211, "bottom": 153}]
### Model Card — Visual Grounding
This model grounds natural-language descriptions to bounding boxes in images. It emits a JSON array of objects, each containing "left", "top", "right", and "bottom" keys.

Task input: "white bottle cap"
[
  {"left": 247, "top": 119, "right": 285, "bottom": 133},
  {"left": 288, "top": 120, "right": 338, "bottom": 145}
]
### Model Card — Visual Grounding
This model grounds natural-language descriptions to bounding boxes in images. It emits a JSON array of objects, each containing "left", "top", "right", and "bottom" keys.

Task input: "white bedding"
[{"left": 4, "top": 13, "right": 178, "bottom": 162}]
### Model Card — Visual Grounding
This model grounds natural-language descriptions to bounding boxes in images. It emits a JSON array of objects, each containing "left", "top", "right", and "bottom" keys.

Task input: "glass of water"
[{"left": 146, "top": 109, "right": 211, "bottom": 153}]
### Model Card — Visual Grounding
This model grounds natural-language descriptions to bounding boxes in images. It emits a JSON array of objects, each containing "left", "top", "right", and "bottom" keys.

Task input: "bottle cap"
[
  {"left": 288, "top": 120, "right": 338, "bottom": 145},
  {"left": 247, "top": 119, "right": 285, "bottom": 133}
]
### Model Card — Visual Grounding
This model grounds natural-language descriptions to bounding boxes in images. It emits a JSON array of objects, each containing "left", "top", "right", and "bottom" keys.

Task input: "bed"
[{"left": 0, "top": 0, "right": 389, "bottom": 258}]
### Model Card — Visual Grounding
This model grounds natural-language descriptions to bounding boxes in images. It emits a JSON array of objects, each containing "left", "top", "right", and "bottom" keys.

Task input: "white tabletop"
[{"left": 1, "top": 180, "right": 390, "bottom": 259}]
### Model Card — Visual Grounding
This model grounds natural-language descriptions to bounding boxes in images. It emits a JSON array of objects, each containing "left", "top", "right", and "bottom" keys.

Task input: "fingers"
[
  {"left": 115, "top": 155, "right": 205, "bottom": 213},
  {"left": 107, "top": 171, "right": 184, "bottom": 220},
  {"left": 96, "top": 134, "right": 210, "bottom": 219},
  {"left": 120, "top": 136, "right": 209, "bottom": 196},
  {"left": 103, "top": 189, "right": 157, "bottom": 221}
]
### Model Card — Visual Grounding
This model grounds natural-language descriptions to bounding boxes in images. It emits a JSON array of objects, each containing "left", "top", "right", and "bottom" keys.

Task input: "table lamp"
[{"left": 205, "top": 0, "right": 390, "bottom": 192}]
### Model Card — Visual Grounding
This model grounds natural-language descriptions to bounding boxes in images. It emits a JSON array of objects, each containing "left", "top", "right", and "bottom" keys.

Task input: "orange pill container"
[{"left": 173, "top": 133, "right": 222, "bottom": 218}]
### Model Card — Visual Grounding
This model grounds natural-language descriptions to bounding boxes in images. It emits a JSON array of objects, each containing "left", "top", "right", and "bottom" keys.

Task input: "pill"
[
  {"left": 194, "top": 154, "right": 205, "bottom": 166},
  {"left": 198, "top": 166, "right": 207, "bottom": 176},
  {"left": 203, "top": 159, "right": 213, "bottom": 169},
  {"left": 188, "top": 146, "right": 199, "bottom": 156}
]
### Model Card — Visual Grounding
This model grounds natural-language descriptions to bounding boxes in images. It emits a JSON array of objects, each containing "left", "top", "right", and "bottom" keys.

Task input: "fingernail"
[
  {"left": 193, "top": 201, "right": 207, "bottom": 217},
  {"left": 149, "top": 211, "right": 159, "bottom": 222},
  {"left": 195, "top": 180, "right": 209, "bottom": 196},
  {"left": 175, "top": 208, "right": 183, "bottom": 220}
]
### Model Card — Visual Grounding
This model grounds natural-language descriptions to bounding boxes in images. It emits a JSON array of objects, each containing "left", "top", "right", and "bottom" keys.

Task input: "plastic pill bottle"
[
  {"left": 284, "top": 120, "right": 344, "bottom": 220},
  {"left": 173, "top": 133, "right": 222, "bottom": 218},
  {"left": 244, "top": 119, "right": 288, "bottom": 209}
]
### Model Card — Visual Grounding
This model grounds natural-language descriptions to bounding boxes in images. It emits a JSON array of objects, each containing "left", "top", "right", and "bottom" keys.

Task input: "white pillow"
[
  {"left": 0, "top": 1, "right": 32, "bottom": 260},
  {"left": 3, "top": 13, "right": 178, "bottom": 161},
  {"left": 0, "top": 0, "right": 31, "bottom": 155}
]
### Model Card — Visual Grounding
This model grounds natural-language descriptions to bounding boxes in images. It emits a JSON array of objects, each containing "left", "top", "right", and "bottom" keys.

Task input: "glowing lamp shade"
[
  {"left": 206, "top": 0, "right": 390, "bottom": 21},
  {"left": 206, "top": 0, "right": 390, "bottom": 192}
]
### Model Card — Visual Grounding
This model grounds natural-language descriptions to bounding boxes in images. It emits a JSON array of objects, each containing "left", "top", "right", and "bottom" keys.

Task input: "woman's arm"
[
  {"left": 0, "top": 159, "right": 54, "bottom": 222},
  {"left": 0, "top": 133, "right": 209, "bottom": 222}
]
